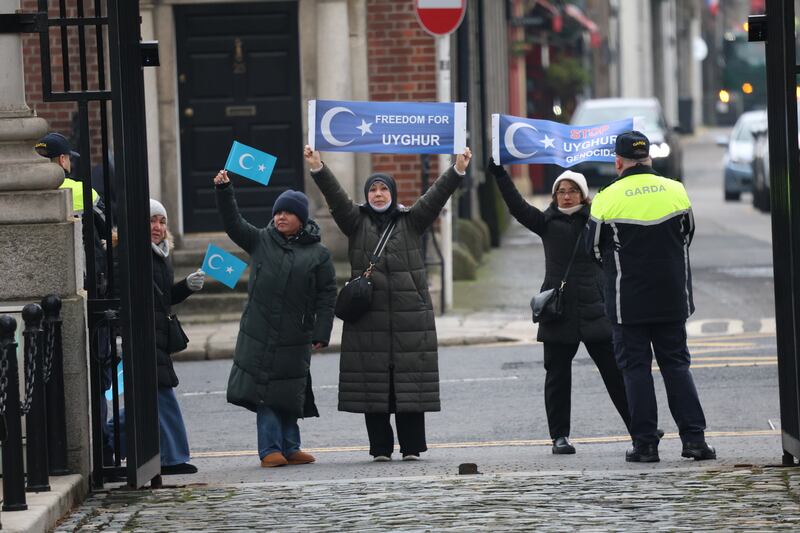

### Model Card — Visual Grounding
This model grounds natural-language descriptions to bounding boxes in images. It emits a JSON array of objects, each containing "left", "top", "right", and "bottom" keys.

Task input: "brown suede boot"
[
  {"left": 260, "top": 452, "right": 288, "bottom": 468},
  {"left": 286, "top": 450, "right": 316, "bottom": 465}
]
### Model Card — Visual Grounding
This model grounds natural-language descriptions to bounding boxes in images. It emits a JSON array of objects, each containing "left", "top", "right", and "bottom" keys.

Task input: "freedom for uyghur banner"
[
  {"left": 309, "top": 100, "right": 467, "bottom": 154},
  {"left": 491, "top": 114, "right": 641, "bottom": 167}
]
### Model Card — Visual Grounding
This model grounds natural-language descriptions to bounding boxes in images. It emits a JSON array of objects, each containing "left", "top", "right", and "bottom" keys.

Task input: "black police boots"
[
  {"left": 552, "top": 437, "right": 576, "bottom": 455},
  {"left": 681, "top": 441, "right": 716, "bottom": 460},
  {"left": 625, "top": 443, "right": 660, "bottom": 462}
]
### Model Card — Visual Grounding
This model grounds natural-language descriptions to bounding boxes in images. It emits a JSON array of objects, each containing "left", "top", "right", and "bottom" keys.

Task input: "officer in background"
[
  {"left": 36, "top": 132, "right": 116, "bottom": 463},
  {"left": 586, "top": 131, "right": 715, "bottom": 463}
]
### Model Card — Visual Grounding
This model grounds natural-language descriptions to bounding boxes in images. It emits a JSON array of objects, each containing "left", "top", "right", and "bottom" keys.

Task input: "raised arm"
[
  {"left": 305, "top": 146, "right": 361, "bottom": 236},
  {"left": 488, "top": 159, "right": 546, "bottom": 235},
  {"left": 213, "top": 170, "right": 260, "bottom": 254},
  {"left": 407, "top": 147, "right": 471, "bottom": 233}
]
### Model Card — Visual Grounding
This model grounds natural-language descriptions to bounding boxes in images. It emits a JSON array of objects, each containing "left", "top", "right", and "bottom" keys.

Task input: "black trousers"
[
  {"left": 543, "top": 341, "right": 631, "bottom": 439},
  {"left": 364, "top": 413, "right": 427, "bottom": 457},
  {"left": 611, "top": 322, "right": 707, "bottom": 446}
]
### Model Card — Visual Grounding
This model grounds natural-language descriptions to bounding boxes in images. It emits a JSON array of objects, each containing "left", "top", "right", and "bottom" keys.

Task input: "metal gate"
[
  {"left": 752, "top": 0, "right": 800, "bottom": 465},
  {"left": 30, "top": 0, "right": 161, "bottom": 487}
]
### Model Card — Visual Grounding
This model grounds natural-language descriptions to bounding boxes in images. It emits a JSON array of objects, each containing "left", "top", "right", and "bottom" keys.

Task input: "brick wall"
[
  {"left": 367, "top": 0, "right": 439, "bottom": 205},
  {"left": 22, "top": 0, "right": 104, "bottom": 165}
]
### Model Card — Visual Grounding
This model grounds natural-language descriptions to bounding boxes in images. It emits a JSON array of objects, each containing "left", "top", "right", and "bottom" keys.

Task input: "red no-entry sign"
[{"left": 415, "top": 0, "right": 467, "bottom": 37}]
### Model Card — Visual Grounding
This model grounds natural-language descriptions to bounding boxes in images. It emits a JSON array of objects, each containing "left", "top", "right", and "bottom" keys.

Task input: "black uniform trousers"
[
  {"left": 364, "top": 368, "right": 427, "bottom": 457},
  {"left": 543, "top": 341, "right": 631, "bottom": 439},
  {"left": 611, "top": 321, "right": 707, "bottom": 446}
]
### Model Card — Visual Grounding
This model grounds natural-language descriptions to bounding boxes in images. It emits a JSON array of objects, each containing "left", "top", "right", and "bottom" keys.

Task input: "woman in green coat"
[
  {"left": 214, "top": 170, "right": 337, "bottom": 468},
  {"left": 304, "top": 145, "right": 472, "bottom": 461}
]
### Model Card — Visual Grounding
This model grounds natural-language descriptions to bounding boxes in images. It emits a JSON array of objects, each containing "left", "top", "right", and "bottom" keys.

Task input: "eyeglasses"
[{"left": 555, "top": 189, "right": 581, "bottom": 196}]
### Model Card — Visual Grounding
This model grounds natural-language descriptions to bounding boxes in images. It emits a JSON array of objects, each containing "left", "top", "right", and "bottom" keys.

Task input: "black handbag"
[
  {"left": 165, "top": 314, "right": 189, "bottom": 353},
  {"left": 335, "top": 220, "right": 396, "bottom": 322},
  {"left": 531, "top": 233, "right": 582, "bottom": 324},
  {"left": 154, "top": 284, "right": 189, "bottom": 353}
]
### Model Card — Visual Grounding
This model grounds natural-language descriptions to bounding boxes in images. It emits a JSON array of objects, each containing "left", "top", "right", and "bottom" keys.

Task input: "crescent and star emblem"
[
  {"left": 504, "top": 122, "right": 539, "bottom": 159},
  {"left": 238, "top": 153, "right": 255, "bottom": 170},
  {"left": 207, "top": 254, "right": 224, "bottom": 270},
  {"left": 320, "top": 106, "right": 356, "bottom": 147}
]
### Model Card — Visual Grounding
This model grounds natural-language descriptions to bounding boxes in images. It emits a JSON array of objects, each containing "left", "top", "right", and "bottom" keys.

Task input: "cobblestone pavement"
[{"left": 56, "top": 466, "right": 800, "bottom": 532}]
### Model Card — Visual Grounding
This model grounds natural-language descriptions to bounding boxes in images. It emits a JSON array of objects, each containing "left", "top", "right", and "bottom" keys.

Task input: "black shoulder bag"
[
  {"left": 154, "top": 284, "right": 189, "bottom": 353},
  {"left": 335, "top": 220, "right": 396, "bottom": 322},
  {"left": 530, "top": 232, "right": 583, "bottom": 324}
]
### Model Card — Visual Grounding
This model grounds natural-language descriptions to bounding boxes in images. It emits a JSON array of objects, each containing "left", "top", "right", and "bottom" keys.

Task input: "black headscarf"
[{"left": 362, "top": 173, "right": 399, "bottom": 228}]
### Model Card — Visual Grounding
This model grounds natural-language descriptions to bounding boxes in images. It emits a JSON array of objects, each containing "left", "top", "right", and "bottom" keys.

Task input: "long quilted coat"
[
  {"left": 312, "top": 165, "right": 463, "bottom": 413},
  {"left": 216, "top": 183, "right": 337, "bottom": 418}
]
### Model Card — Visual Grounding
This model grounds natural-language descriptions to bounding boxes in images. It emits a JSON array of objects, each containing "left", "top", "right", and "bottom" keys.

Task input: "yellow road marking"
[
  {"left": 692, "top": 356, "right": 774, "bottom": 362},
  {"left": 690, "top": 361, "right": 777, "bottom": 369},
  {"left": 192, "top": 429, "right": 780, "bottom": 459}
]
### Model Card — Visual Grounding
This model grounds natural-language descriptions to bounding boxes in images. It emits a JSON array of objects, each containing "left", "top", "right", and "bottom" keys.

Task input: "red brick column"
[
  {"left": 21, "top": 0, "right": 103, "bottom": 163},
  {"left": 367, "top": 0, "right": 439, "bottom": 205}
]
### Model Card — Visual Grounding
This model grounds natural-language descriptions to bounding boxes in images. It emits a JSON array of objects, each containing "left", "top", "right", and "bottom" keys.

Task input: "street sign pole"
[
  {"left": 437, "top": 34, "right": 453, "bottom": 311},
  {"left": 416, "top": 0, "right": 466, "bottom": 313}
]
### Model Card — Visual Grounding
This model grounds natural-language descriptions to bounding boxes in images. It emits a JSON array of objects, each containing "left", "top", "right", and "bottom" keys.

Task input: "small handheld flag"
[
  {"left": 224, "top": 141, "right": 277, "bottom": 185},
  {"left": 104, "top": 361, "right": 124, "bottom": 401},
  {"left": 202, "top": 244, "right": 248, "bottom": 289}
]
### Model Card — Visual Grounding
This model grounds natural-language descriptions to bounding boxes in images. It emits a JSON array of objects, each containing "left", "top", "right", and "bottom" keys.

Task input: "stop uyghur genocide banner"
[
  {"left": 492, "top": 113, "right": 642, "bottom": 167},
  {"left": 308, "top": 99, "right": 467, "bottom": 154}
]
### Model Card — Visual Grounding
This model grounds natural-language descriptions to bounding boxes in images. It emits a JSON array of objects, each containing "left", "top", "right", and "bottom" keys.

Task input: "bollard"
[
  {"left": 43, "top": 295, "right": 69, "bottom": 475},
  {"left": 0, "top": 315, "right": 27, "bottom": 511},
  {"left": 23, "top": 303, "right": 50, "bottom": 492}
]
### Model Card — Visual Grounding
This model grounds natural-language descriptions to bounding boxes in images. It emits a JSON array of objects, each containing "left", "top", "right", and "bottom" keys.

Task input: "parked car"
[
  {"left": 751, "top": 124, "right": 771, "bottom": 212},
  {"left": 749, "top": 106, "right": 800, "bottom": 212},
  {"left": 720, "top": 109, "right": 767, "bottom": 201},
  {"left": 569, "top": 97, "right": 684, "bottom": 186}
]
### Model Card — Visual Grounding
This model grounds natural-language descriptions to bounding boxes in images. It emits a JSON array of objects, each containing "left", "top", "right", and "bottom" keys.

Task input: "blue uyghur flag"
[
  {"left": 201, "top": 244, "right": 248, "bottom": 289},
  {"left": 491, "top": 114, "right": 639, "bottom": 167},
  {"left": 104, "top": 361, "right": 124, "bottom": 401},
  {"left": 224, "top": 141, "right": 277, "bottom": 185},
  {"left": 308, "top": 99, "right": 467, "bottom": 154}
]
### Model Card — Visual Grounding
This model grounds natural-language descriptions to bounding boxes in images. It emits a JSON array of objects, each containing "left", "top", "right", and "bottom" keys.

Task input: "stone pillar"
[
  {"left": 313, "top": 0, "right": 355, "bottom": 260},
  {"left": 0, "top": 0, "right": 91, "bottom": 485}
]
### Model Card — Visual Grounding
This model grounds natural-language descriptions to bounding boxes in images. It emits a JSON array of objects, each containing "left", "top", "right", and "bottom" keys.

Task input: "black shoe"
[
  {"left": 626, "top": 443, "right": 659, "bottom": 462},
  {"left": 552, "top": 437, "right": 576, "bottom": 455},
  {"left": 682, "top": 441, "right": 716, "bottom": 461},
  {"left": 657, "top": 428, "right": 665, "bottom": 439},
  {"left": 161, "top": 462, "right": 198, "bottom": 475}
]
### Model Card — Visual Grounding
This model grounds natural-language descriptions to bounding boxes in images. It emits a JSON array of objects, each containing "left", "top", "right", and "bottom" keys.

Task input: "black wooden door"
[{"left": 176, "top": 2, "right": 303, "bottom": 232}]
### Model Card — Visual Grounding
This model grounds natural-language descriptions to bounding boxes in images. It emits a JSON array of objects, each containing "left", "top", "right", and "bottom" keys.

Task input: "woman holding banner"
[
  {"left": 487, "top": 160, "right": 631, "bottom": 455},
  {"left": 214, "top": 171, "right": 338, "bottom": 468},
  {"left": 304, "top": 144, "right": 471, "bottom": 461}
]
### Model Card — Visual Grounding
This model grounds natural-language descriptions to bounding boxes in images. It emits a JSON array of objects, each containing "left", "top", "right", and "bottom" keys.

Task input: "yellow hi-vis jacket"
[
  {"left": 60, "top": 177, "right": 99, "bottom": 214},
  {"left": 586, "top": 164, "right": 695, "bottom": 325}
]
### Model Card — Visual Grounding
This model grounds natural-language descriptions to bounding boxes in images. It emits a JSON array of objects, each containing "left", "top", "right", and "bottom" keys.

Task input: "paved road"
[{"left": 57, "top": 467, "right": 800, "bottom": 532}]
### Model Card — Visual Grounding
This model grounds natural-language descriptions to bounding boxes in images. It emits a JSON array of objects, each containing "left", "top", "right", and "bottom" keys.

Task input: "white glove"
[{"left": 186, "top": 269, "right": 205, "bottom": 291}]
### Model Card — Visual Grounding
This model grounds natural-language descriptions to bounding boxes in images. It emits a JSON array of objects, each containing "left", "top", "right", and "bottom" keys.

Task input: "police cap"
[
  {"left": 35, "top": 132, "right": 79, "bottom": 159},
  {"left": 615, "top": 130, "right": 650, "bottom": 159}
]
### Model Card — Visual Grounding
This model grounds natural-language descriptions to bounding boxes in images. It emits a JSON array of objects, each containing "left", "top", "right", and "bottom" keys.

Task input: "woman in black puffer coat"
[
  {"left": 489, "top": 160, "right": 630, "bottom": 455},
  {"left": 150, "top": 199, "right": 205, "bottom": 474}
]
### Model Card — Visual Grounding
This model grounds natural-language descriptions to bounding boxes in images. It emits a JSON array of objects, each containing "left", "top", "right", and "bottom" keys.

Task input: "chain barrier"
[
  {"left": 0, "top": 341, "right": 9, "bottom": 417},
  {"left": 19, "top": 336, "right": 36, "bottom": 416},
  {"left": 42, "top": 321, "right": 54, "bottom": 384}
]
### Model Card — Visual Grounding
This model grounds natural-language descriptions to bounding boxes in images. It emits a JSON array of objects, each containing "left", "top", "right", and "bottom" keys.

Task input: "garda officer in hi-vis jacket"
[{"left": 585, "top": 131, "right": 716, "bottom": 464}]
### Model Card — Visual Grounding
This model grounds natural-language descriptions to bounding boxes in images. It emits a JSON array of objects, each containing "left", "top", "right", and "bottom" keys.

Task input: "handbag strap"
[
  {"left": 152, "top": 283, "right": 172, "bottom": 317},
  {"left": 364, "top": 220, "right": 397, "bottom": 277},
  {"left": 557, "top": 232, "right": 584, "bottom": 291}
]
